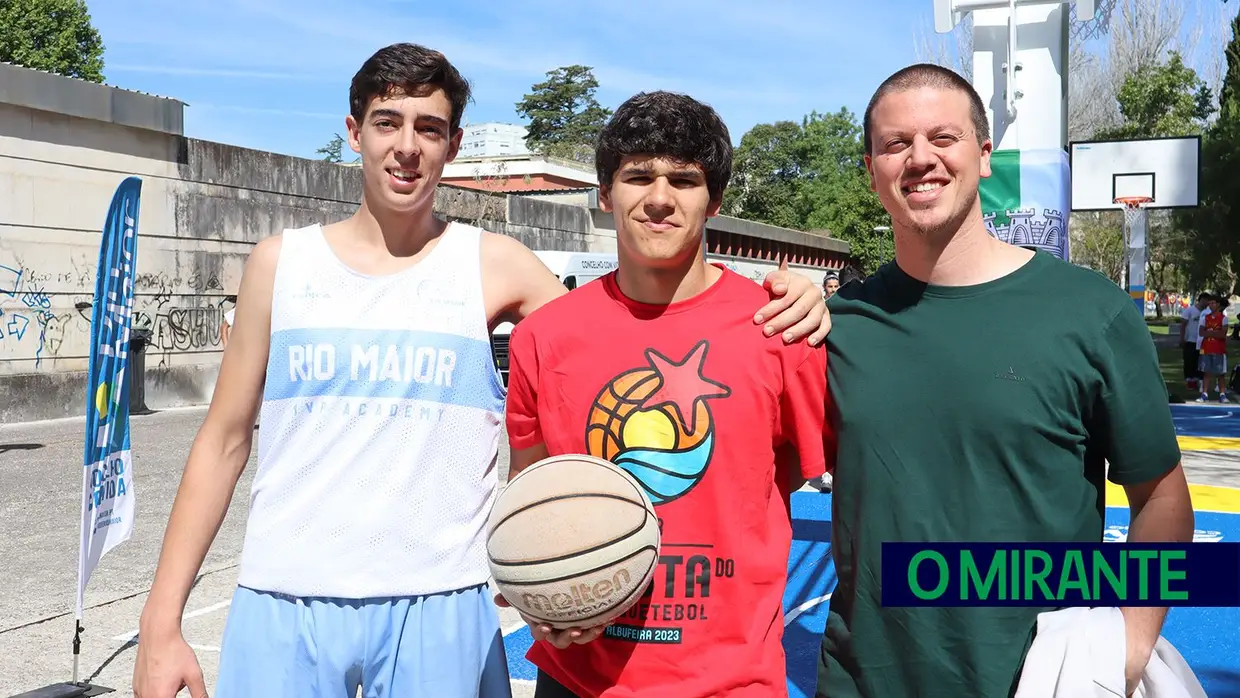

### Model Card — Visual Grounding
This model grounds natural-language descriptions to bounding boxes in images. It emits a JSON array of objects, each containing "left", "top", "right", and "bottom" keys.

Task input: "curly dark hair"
[
  {"left": 595, "top": 91, "right": 733, "bottom": 202},
  {"left": 349, "top": 43, "right": 472, "bottom": 132}
]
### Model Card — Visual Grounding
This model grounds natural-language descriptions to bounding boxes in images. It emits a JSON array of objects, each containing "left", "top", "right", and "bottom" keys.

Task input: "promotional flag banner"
[
  {"left": 980, "top": 148, "right": 1071, "bottom": 261},
  {"left": 77, "top": 176, "right": 143, "bottom": 618}
]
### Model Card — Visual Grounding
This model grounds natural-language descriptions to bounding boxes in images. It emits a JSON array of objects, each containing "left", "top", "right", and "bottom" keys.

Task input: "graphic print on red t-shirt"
[
  {"left": 585, "top": 340, "right": 731, "bottom": 507},
  {"left": 504, "top": 267, "right": 833, "bottom": 697}
]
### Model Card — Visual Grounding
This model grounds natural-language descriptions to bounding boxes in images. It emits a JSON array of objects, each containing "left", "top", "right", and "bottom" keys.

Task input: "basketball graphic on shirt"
[{"left": 585, "top": 340, "right": 731, "bottom": 505}]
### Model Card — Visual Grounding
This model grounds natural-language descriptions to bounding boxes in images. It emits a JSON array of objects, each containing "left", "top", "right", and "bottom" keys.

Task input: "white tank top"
[{"left": 237, "top": 222, "right": 506, "bottom": 598}]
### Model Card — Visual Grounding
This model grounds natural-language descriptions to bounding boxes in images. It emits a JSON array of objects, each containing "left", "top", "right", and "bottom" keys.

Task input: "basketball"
[{"left": 486, "top": 454, "right": 661, "bottom": 630}]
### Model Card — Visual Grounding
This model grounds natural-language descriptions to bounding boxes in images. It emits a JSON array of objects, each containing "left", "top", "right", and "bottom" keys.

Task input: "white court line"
[
  {"left": 189, "top": 644, "right": 221, "bottom": 652},
  {"left": 784, "top": 593, "right": 832, "bottom": 627},
  {"left": 112, "top": 599, "right": 233, "bottom": 642}
]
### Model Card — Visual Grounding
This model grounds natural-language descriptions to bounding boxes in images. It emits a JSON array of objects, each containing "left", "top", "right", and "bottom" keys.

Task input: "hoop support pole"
[{"left": 1119, "top": 198, "right": 1150, "bottom": 317}]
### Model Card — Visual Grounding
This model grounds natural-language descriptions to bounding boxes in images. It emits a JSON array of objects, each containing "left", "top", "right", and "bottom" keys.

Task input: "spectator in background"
[
  {"left": 1197, "top": 293, "right": 1230, "bottom": 403},
  {"left": 823, "top": 271, "right": 840, "bottom": 299},
  {"left": 1181, "top": 292, "right": 1208, "bottom": 394}
]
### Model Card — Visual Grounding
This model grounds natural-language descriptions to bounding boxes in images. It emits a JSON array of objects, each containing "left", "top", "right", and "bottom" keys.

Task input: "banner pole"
[
  {"left": 15, "top": 177, "right": 143, "bottom": 698},
  {"left": 71, "top": 621, "right": 81, "bottom": 684}
]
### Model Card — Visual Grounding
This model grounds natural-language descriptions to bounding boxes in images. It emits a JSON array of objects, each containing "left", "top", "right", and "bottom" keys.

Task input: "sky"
[
  {"left": 84, "top": 0, "right": 939, "bottom": 159},
  {"left": 83, "top": 0, "right": 1226, "bottom": 162}
]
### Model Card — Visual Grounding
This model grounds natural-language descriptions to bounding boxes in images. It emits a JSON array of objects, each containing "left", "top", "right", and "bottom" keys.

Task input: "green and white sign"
[{"left": 980, "top": 148, "right": 1071, "bottom": 260}]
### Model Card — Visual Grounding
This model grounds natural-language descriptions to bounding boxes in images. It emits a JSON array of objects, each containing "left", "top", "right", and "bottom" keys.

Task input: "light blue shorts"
[
  {"left": 1199, "top": 353, "right": 1227, "bottom": 376},
  {"left": 215, "top": 583, "right": 511, "bottom": 698}
]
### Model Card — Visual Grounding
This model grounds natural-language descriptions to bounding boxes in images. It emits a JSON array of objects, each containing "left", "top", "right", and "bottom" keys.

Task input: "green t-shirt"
[{"left": 818, "top": 250, "right": 1182, "bottom": 698}]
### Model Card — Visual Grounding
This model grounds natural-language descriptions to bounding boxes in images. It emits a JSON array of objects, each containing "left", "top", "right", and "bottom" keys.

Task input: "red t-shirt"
[
  {"left": 505, "top": 265, "right": 834, "bottom": 698},
  {"left": 1201, "top": 310, "right": 1227, "bottom": 355}
]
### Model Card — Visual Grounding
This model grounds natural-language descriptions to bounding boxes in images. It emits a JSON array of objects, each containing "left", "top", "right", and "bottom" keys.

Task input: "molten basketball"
[{"left": 487, "top": 454, "right": 660, "bottom": 630}]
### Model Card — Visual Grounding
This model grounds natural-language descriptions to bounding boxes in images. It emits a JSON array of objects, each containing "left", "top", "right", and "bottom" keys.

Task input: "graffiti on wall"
[
  {"left": 0, "top": 262, "right": 78, "bottom": 368},
  {"left": 1, "top": 254, "right": 234, "bottom": 372},
  {"left": 134, "top": 305, "right": 226, "bottom": 353},
  {"left": 135, "top": 271, "right": 224, "bottom": 294}
]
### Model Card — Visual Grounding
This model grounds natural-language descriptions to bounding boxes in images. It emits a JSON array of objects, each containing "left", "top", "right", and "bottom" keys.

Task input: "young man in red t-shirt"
[
  {"left": 501, "top": 91, "right": 836, "bottom": 697},
  {"left": 1197, "top": 293, "right": 1230, "bottom": 402}
]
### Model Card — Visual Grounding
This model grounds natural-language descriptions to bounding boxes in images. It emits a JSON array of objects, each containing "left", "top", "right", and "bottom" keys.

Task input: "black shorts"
[
  {"left": 1183, "top": 341, "right": 1202, "bottom": 379},
  {"left": 534, "top": 670, "right": 580, "bottom": 698}
]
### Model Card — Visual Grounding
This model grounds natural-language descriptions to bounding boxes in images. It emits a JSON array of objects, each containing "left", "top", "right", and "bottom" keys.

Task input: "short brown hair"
[
  {"left": 863, "top": 63, "right": 989, "bottom": 154},
  {"left": 349, "top": 43, "right": 472, "bottom": 132}
]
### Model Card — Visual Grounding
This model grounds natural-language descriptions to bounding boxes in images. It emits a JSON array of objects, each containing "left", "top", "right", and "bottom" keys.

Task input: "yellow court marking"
[
  {"left": 1106, "top": 481, "right": 1240, "bottom": 514},
  {"left": 1178, "top": 436, "right": 1240, "bottom": 451}
]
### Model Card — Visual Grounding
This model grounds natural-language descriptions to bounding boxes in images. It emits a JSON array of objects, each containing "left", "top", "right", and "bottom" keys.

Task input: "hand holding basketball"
[
  {"left": 493, "top": 593, "right": 608, "bottom": 648},
  {"left": 486, "top": 454, "right": 661, "bottom": 648}
]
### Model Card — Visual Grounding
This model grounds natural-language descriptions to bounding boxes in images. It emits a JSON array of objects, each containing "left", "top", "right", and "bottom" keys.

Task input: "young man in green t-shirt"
[{"left": 818, "top": 63, "right": 1195, "bottom": 698}]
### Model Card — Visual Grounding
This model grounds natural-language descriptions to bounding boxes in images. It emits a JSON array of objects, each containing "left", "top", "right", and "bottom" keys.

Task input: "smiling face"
[
  {"left": 864, "top": 86, "right": 991, "bottom": 240},
  {"left": 345, "top": 86, "right": 461, "bottom": 218},
  {"left": 600, "top": 155, "right": 720, "bottom": 270}
]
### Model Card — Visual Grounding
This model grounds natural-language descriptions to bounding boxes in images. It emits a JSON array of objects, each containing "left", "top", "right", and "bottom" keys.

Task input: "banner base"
[{"left": 8, "top": 682, "right": 113, "bottom": 698}]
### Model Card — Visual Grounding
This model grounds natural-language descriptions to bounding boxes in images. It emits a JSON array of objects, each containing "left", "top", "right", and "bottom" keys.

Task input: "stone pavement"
[{"left": 0, "top": 406, "right": 1235, "bottom": 697}]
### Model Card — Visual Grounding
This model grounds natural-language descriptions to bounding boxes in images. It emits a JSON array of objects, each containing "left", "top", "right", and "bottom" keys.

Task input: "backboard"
[
  {"left": 1068, "top": 136, "right": 1201, "bottom": 211},
  {"left": 934, "top": 0, "right": 1095, "bottom": 33}
]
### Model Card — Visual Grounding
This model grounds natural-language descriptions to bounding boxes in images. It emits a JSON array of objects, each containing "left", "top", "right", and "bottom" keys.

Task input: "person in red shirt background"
[
  {"left": 500, "top": 90, "right": 836, "bottom": 697},
  {"left": 1196, "top": 293, "right": 1230, "bottom": 402}
]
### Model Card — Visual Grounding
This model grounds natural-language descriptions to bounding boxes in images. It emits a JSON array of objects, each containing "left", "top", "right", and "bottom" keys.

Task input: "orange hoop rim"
[{"left": 1115, "top": 195, "right": 1153, "bottom": 209}]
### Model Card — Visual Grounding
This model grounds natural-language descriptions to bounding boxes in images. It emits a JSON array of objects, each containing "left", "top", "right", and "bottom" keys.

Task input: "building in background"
[
  {"left": 457, "top": 122, "right": 530, "bottom": 159},
  {"left": 442, "top": 153, "right": 598, "bottom": 193}
]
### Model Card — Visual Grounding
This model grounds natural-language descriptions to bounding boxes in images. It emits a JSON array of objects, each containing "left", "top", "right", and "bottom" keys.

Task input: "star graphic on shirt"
[{"left": 642, "top": 340, "right": 732, "bottom": 435}]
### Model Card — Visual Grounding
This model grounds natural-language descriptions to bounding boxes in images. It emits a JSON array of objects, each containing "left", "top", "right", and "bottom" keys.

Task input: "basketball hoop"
[
  {"left": 1116, "top": 195, "right": 1153, "bottom": 235},
  {"left": 1115, "top": 195, "right": 1152, "bottom": 233},
  {"left": 1115, "top": 195, "right": 1152, "bottom": 316},
  {"left": 1115, "top": 195, "right": 1153, "bottom": 209},
  {"left": 1116, "top": 197, "right": 1150, "bottom": 218}
]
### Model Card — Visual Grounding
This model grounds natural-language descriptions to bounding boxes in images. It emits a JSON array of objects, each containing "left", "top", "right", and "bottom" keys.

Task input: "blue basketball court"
[
  {"left": 504, "top": 403, "right": 1240, "bottom": 696},
  {"left": 1173, "top": 402, "right": 1240, "bottom": 443}
]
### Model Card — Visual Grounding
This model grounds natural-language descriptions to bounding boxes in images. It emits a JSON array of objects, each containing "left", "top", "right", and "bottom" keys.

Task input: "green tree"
[
  {"left": 0, "top": 0, "right": 104, "bottom": 82},
  {"left": 1183, "top": 12, "right": 1240, "bottom": 296},
  {"left": 1071, "top": 214, "right": 1126, "bottom": 284},
  {"left": 1095, "top": 51, "right": 1213, "bottom": 140},
  {"left": 317, "top": 133, "right": 344, "bottom": 163},
  {"left": 722, "top": 121, "right": 806, "bottom": 229},
  {"left": 798, "top": 110, "right": 892, "bottom": 272},
  {"left": 726, "top": 109, "right": 891, "bottom": 273},
  {"left": 515, "top": 65, "right": 612, "bottom": 164}
]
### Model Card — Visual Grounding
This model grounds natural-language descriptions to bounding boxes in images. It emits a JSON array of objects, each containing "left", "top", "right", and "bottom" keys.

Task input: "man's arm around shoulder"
[{"left": 133, "top": 235, "right": 281, "bottom": 698}]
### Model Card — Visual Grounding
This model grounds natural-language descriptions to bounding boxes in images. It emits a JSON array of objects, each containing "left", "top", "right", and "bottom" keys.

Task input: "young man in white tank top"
[{"left": 131, "top": 43, "right": 834, "bottom": 698}]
